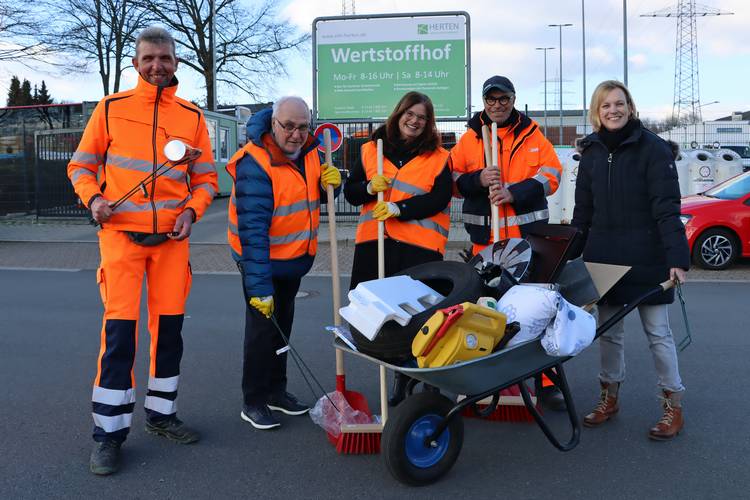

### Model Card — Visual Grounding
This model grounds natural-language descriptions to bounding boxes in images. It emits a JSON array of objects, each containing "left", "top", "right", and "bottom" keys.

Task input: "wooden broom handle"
[
  {"left": 482, "top": 125, "right": 501, "bottom": 243},
  {"left": 324, "top": 130, "right": 344, "bottom": 378},
  {"left": 376, "top": 138, "right": 388, "bottom": 423}
]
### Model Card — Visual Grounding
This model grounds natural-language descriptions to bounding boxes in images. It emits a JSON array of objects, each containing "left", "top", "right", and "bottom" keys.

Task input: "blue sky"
[{"left": 2, "top": 0, "right": 748, "bottom": 121}]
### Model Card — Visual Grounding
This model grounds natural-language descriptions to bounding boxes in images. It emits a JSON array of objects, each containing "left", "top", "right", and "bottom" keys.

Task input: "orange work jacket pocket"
[
  {"left": 184, "top": 261, "right": 193, "bottom": 301},
  {"left": 96, "top": 267, "right": 108, "bottom": 306}
]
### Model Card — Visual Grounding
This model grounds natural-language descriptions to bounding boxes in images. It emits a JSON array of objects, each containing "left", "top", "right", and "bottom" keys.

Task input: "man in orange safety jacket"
[
  {"left": 451, "top": 75, "right": 562, "bottom": 255},
  {"left": 450, "top": 75, "right": 564, "bottom": 410},
  {"left": 226, "top": 96, "right": 341, "bottom": 430},
  {"left": 67, "top": 27, "right": 217, "bottom": 476}
]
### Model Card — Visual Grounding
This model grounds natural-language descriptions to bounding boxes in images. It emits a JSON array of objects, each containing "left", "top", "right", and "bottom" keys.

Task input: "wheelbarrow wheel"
[{"left": 383, "top": 392, "right": 464, "bottom": 486}]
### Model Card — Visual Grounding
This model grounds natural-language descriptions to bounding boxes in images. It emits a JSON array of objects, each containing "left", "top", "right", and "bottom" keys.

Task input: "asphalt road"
[{"left": 1, "top": 270, "right": 748, "bottom": 499}]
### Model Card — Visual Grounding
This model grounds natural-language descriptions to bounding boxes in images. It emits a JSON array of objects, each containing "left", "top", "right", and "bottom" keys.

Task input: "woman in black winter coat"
[{"left": 571, "top": 80, "right": 690, "bottom": 441}]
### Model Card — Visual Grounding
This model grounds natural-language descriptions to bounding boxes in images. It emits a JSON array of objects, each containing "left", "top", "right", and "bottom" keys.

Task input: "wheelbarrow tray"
[{"left": 335, "top": 337, "right": 557, "bottom": 398}]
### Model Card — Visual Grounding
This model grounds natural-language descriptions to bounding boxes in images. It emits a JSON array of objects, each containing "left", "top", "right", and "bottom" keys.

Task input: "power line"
[{"left": 641, "top": 1, "right": 733, "bottom": 123}]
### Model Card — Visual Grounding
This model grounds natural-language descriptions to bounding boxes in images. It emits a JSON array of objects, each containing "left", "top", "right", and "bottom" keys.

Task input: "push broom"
[
  {"left": 323, "top": 129, "right": 382, "bottom": 454},
  {"left": 461, "top": 125, "right": 537, "bottom": 423}
]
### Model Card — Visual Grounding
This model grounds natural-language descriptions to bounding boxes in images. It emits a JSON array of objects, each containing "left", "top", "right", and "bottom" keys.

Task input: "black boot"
[
  {"left": 535, "top": 374, "right": 567, "bottom": 412},
  {"left": 90, "top": 439, "right": 121, "bottom": 476},
  {"left": 388, "top": 372, "right": 410, "bottom": 407}
]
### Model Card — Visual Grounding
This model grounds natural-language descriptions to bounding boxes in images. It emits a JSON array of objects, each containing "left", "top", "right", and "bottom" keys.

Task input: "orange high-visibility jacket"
[
  {"left": 451, "top": 111, "right": 562, "bottom": 246},
  {"left": 226, "top": 133, "right": 322, "bottom": 263},
  {"left": 355, "top": 141, "right": 451, "bottom": 254},
  {"left": 67, "top": 76, "right": 217, "bottom": 233}
]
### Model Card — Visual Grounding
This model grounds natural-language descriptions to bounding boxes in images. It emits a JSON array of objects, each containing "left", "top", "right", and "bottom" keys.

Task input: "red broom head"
[
  {"left": 462, "top": 386, "right": 538, "bottom": 423},
  {"left": 333, "top": 431, "right": 381, "bottom": 454},
  {"left": 324, "top": 387, "right": 381, "bottom": 454}
]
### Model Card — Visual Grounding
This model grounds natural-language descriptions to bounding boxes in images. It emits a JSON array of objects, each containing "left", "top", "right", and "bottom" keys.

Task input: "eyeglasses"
[
  {"left": 274, "top": 119, "right": 310, "bottom": 135},
  {"left": 403, "top": 110, "right": 428, "bottom": 123},
  {"left": 484, "top": 95, "right": 514, "bottom": 106}
]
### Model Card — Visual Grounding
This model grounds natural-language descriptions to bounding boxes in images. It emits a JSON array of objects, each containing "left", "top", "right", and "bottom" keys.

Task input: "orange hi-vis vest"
[
  {"left": 450, "top": 112, "right": 562, "bottom": 246},
  {"left": 226, "top": 134, "right": 322, "bottom": 261},
  {"left": 355, "top": 141, "right": 450, "bottom": 254},
  {"left": 67, "top": 76, "right": 217, "bottom": 233}
]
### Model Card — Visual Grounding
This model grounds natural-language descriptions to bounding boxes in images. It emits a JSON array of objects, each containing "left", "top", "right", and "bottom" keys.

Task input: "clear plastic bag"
[{"left": 309, "top": 391, "right": 373, "bottom": 437}]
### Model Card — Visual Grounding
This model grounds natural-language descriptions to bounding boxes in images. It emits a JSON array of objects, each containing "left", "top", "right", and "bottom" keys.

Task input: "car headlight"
[{"left": 680, "top": 214, "right": 693, "bottom": 226}]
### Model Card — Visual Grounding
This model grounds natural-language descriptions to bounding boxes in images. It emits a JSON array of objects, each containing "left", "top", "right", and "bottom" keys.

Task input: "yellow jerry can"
[{"left": 412, "top": 302, "right": 507, "bottom": 368}]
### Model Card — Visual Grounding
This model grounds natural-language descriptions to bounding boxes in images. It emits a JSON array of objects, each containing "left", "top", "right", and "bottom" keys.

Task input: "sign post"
[{"left": 314, "top": 123, "right": 343, "bottom": 154}]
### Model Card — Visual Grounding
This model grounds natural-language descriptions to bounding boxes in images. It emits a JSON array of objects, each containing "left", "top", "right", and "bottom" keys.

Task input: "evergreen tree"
[
  {"left": 20, "top": 78, "right": 32, "bottom": 105},
  {"left": 6, "top": 75, "right": 21, "bottom": 106},
  {"left": 37, "top": 80, "right": 52, "bottom": 104},
  {"left": 32, "top": 84, "right": 39, "bottom": 104}
]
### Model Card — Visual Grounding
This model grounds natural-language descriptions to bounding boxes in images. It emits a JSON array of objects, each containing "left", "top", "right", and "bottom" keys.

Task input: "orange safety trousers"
[{"left": 91, "top": 229, "right": 192, "bottom": 443}]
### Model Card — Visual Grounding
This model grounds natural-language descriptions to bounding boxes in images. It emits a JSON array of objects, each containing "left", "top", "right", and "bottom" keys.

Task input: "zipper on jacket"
[
  {"left": 607, "top": 152, "right": 613, "bottom": 194},
  {"left": 150, "top": 86, "right": 163, "bottom": 234}
]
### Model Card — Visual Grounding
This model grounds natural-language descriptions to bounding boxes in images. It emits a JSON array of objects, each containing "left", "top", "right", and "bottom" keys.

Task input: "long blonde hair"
[{"left": 589, "top": 80, "right": 637, "bottom": 132}]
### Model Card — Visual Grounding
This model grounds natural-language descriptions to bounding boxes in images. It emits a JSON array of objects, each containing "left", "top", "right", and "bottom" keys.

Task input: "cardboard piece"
[
  {"left": 584, "top": 262, "right": 631, "bottom": 302},
  {"left": 556, "top": 259, "right": 631, "bottom": 308}
]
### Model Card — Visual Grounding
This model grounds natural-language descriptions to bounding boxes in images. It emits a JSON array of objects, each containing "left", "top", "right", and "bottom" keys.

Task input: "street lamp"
[
  {"left": 536, "top": 47, "right": 555, "bottom": 138},
  {"left": 694, "top": 100, "right": 719, "bottom": 145},
  {"left": 623, "top": 0, "right": 628, "bottom": 86},
  {"left": 549, "top": 23, "right": 573, "bottom": 146},
  {"left": 210, "top": 0, "right": 217, "bottom": 111},
  {"left": 582, "top": 1, "right": 588, "bottom": 134}
]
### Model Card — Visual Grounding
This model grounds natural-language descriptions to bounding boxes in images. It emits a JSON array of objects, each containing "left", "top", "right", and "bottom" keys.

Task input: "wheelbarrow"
[{"left": 333, "top": 279, "right": 676, "bottom": 486}]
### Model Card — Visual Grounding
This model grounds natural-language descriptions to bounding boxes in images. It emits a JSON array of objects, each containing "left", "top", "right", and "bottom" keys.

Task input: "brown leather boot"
[
  {"left": 583, "top": 382, "right": 619, "bottom": 427},
  {"left": 648, "top": 390, "right": 684, "bottom": 441}
]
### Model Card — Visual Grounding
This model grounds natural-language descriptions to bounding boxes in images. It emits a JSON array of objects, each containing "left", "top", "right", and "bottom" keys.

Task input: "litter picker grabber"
[
  {"left": 89, "top": 139, "right": 198, "bottom": 225},
  {"left": 323, "top": 129, "right": 381, "bottom": 453},
  {"left": 481, "top": 125, "right": 501, "bottom": 243}
]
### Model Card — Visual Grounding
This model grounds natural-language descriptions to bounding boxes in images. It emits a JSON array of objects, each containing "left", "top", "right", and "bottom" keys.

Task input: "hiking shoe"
[
  {"left": 241, "top": 404, "right": 281, "bottom": 430},
  {"left": 267, "top": 392, "right": 310, "bottom": 416},
  {"left": 90, "top": 439, "right": 121, "bottom": 476},
  {"left": 584, "top": 382, "right": 620, "bottom": 427},
  {"left": 648, "top": 390, "right": 684, "bottom": 441},
  {"left": 145, "top": 417, "right": 201, "bottom": 444}
]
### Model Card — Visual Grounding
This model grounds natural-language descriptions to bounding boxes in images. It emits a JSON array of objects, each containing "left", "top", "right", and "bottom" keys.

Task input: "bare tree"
[
  {"left": 40, "top": 0, "right": 149, "bottom": 95},
  {"left": 139, "top": 0, "right": 309, "bottom": 109},
  {"left": 0, "top": 2, "right": 53, "bottom": 62}
]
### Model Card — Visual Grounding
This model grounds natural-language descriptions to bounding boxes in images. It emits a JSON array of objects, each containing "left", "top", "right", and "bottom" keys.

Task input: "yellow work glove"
[
  {"left": 367, "top": 174, "right": 391, "bottom": 194},
  {"left": 320, "top": 163, "right": 342, "bottom": 189},
  {"left": 372, "top": 201, "right": 400, "bottom": 221},
  {"left": 249, "top": 296, "right": 274, "bottom": 318}
]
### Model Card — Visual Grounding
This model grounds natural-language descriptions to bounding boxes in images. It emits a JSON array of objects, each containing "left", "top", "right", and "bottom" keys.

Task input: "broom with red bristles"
[
  {"left": 323, "top": 129, "right": 382, "bottom": 454},
  {"left": 463, "top": 126, "right": 537, "bottom": 423}
]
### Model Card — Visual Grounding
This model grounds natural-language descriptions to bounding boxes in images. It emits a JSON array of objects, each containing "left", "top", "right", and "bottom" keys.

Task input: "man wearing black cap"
[
  {"left": 450, "top": 75, "right": 565, "bottom": 409},
  {"left": 451, "top": 75, "right": 562, "bottom": 254}
]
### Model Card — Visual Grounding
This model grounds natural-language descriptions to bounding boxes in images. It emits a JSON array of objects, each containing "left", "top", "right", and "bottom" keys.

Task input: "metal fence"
[
  {"left": 0, "top": 104, "right": 87, "bottom": 217},
  {"left": 658, "top": 124, "right": 750, "bottom": 154},
  {"left": 34, "top": 129, "right": 88, "bottom": 217}
]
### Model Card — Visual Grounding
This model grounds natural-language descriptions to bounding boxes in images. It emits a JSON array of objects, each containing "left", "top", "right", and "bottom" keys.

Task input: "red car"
[{"left": 680, "top": 171, "right": 750, "bottom": 270}]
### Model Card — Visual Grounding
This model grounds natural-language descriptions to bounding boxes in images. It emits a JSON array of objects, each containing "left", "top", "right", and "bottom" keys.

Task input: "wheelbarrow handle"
[
  {"left": 660, "top": 279, "right": 676, "bottom": 291},
  {"left": 595, "top": 279, "right": 678, "bottom": 340}
]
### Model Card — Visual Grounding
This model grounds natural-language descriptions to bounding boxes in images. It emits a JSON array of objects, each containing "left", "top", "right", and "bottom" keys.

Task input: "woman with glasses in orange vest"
[{"left": 344, "top": 91, "right": 452, "bottom": 406}]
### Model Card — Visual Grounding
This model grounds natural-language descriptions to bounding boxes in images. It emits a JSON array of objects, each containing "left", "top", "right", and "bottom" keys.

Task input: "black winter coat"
[{"left": 571, "top": 121, "right": 690, "bottom": 305}]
